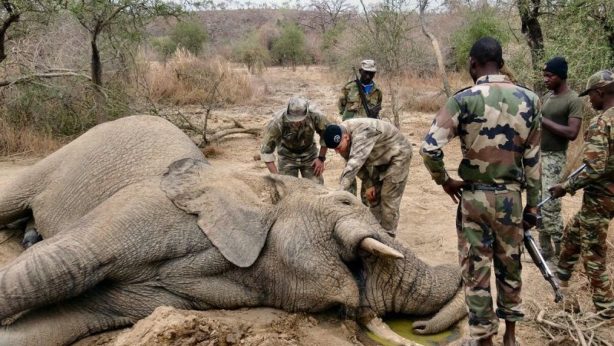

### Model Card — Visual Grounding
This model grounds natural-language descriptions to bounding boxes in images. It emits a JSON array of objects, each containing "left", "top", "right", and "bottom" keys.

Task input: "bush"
[
  {"left": 451, "top": 7, "right": 510, "bottom": 69},
  {"left": 270, "top": 22, "right": 309, "bottom": 70},
  {"left": 171, "top": 20, "right": 208, "bottom": 56},
  {"left": 144, "top": 49, "right": 253, "bottom": 105},
  {"left": 232, "top": 33, "right": 270, "bottom": 74}
]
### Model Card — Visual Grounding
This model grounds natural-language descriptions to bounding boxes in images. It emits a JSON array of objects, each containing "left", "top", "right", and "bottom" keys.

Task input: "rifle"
[
  {"left": 523, "top": 163, "right": 587, "bottom": 303},
  {"left": 353, "top": 67, "right": 380, "bottom": 119},
  {"left": 523, "top": 215, "right": 563, "bottom": 303}
]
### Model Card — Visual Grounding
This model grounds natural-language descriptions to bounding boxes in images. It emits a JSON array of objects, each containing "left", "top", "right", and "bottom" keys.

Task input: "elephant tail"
[{"left": 412, "top": 285, "right": 467, "bottom": 335}]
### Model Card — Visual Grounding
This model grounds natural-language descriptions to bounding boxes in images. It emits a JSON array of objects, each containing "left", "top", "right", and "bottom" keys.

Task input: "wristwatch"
[{"left": 318, "top": 156, "right": 326, "bottom": 162}]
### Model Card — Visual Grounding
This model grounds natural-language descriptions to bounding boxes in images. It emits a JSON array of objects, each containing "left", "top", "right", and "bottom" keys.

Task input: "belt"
[{"left": 464, "top": 183, "right": 509, "bottom": 192}]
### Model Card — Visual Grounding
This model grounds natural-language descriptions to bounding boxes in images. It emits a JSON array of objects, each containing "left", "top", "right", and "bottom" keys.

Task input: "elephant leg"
[
  {"left": 0, "top": 234, "right": 114, "bottom": 320},
  {"left": 0, "top": 282, "right": 193, "bottom": 346},
  {"left": 0, "top": 173, "right": 40, "bottom": 226}
]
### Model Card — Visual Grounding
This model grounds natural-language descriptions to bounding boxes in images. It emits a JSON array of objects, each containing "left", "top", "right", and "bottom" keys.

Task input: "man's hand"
[
  {"left": 365, "top": 186, "right": 377, "bottom": 203},
  {"left": 549, "top": 184, "right": 567, "bottom": 199},
  {"left": 522, "top": 206, "right": 539, "bottom": 229},
  {"left": 442, "top": 178, "right": 464, "bottom": 204},
  {"left": 312, "top": 158, "right": 325, "bottom": 176}
]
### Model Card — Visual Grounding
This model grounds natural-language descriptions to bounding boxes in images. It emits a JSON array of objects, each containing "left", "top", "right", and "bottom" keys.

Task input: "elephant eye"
[{"left": 340, "top": 199, "right": 352, "bottom": 206}]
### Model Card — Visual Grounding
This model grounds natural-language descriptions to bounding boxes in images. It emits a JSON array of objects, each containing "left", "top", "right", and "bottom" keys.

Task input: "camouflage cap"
[
  {"left": 285, "top": 96, "right": 309, "bottom": 121},
  {"left": 360, "top": 59, "right": 377, "bottom": 72},
  {"left": 579, "top": 70, "right": 614, "bottom": 96}
]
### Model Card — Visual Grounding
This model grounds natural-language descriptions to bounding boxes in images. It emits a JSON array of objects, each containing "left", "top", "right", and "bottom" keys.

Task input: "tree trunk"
[
  {"left": 418, "top": 4, "right": 451, "bottom": 97},
  {"left": 90, "top": 38, "right": 102, "bottom": 87},
  {"left": 0, "top": 9, "right": 20, "bottom": 64},
  {"left": 517, "top": 0, "right": 544, "bottom": 92}
]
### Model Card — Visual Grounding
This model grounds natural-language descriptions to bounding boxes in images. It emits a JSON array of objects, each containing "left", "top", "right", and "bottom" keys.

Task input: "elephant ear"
[{"left": 161, "top": 158, "right": 273, "bottom": 268}]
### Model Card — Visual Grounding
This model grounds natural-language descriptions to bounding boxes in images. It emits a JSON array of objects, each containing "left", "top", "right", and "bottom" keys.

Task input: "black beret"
[{"left": 323, "top": 125, "right": 343, "bottom": 149}]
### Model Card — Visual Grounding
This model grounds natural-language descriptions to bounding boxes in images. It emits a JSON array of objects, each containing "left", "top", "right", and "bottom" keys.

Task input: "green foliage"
[
  {"left": 271, "top": 22, "right": 308, "bottom": 68},
  {"left": 171, "top": 20, "right": 208, "bottom": 56},
  {"left": 542, "top": 0, "right": 614, "bottom": 89},
  {"left": 232, "top": 32, "right": 270, "bottom": 74},
  {"left": 152, "top": 36, "right": 177, "bottom": 61},
  {"left": 451, "top": 7, "right": 510, "bottom": 69},
  {"left": 1, "top": 80, "right": 129, "bottom": 137}
]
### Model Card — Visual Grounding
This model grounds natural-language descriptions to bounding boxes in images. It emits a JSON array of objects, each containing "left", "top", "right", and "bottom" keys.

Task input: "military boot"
[
  {"left": 539, "top": 232, "right": 554, "bottom": 260},
  {"left": 554, "top": 240, "right": 561, "bottom": 258}
]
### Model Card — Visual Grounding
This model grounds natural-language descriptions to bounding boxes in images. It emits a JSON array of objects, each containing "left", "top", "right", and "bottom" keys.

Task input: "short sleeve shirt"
[{"left": 541, "top": 89, "right": 583, "bottom": 151}]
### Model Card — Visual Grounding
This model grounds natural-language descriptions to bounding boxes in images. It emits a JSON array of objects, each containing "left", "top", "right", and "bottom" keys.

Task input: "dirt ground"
[{"left": 1, "top": 66, "right": 613, "bottom": 345}]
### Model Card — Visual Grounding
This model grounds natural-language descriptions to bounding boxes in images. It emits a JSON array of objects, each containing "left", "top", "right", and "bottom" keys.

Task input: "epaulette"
[{"left": 453, "top": 86, "right": 472, "bottom": 95}]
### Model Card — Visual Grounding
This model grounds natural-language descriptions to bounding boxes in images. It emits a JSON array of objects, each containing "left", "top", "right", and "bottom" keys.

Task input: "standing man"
[
  {"left": 539, "top": 56, "right": 584, "bottom": 260},
  {"left": 420, "top": 37, "right": 541, "bottom": 346},
  {"left": 323, "top": 118, "right": 411, "bottom": 236},
  {"left": 549, "top": 70, "right": 614, "bottom": 319},
  {"left": 260, "top": 96, "right": 331, "bottom": 184},
  {"left": 338, "top": 59, "right": 383, "bottom": 120}
]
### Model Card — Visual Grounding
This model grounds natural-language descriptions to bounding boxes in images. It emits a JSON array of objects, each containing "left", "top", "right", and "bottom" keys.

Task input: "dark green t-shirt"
[{"left": 541, "top": 89, "right": 583, "bottom": 152}]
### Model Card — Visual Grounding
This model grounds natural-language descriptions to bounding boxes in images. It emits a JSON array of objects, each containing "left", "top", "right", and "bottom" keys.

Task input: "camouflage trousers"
[
  {"left": 457, "top": 188, "right": 524, "bottom": 340},
  {"left": 539, "top": 151, "right": 566, "bottom": 258},
  {"left": 278, "top": 154, "right": 323, "bottom": 184},
  {"left": 368, "top": 157, "right": 411, "bottom": 236},
  {"left": 556, "top": 192, "right": 614, "bottom": 310}
]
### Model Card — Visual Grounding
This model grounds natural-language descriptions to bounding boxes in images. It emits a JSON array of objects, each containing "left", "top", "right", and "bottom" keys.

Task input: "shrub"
[
  {"left": 451, "top": 7, "right": 510, "bottom": 69},
  {"left": 144, "top": 49, "right": 253, "bottom": 105},
  {"left": 171, "top": 20, "right": 208, "bottom": 56},
  {"left": 232, "top": 33, "right": 270, "bottom": 74},
  {"left": 270, "top": 22, "right": 309, "bottom": 70}
]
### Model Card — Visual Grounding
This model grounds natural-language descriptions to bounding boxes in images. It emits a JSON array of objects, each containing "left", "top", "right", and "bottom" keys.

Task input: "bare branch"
[{"left": 0, "top": 71, "right": 92, "bottom": 88}]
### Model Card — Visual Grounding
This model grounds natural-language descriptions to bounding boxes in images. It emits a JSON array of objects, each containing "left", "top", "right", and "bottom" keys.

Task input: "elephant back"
[{"left": 32, "top": 115, "right": 204, "bottom": 237}]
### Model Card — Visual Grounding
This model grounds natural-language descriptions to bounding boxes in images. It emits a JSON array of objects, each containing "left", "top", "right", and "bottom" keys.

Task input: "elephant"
[{"left": 0, "top": 115, "right": 467, "bottom": 345}]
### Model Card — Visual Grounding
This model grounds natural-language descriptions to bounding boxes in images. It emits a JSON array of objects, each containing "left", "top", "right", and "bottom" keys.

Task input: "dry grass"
[
  {"left": 391, "top": 72, "right": 471, "bottom": 113},
  {"left": 0, "top": 118, "right": 62, "bottom": 157},
  {"left": 144, "top": 50, "right": 253, "bottom": 106}
]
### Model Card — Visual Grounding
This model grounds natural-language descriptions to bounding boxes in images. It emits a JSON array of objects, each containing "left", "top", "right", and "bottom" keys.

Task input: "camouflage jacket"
[
  {"left": 339, "top": 118, "right": 412, "bottom": 191},
  {"left": 338, "top": 80, "right": 383, "bottom": 118},
  {"left": 420, "top": 74, "right": 542, "bottom": 206},
  {"left": 260, "top": 108, "right": 331, "bottom": 162},
  {"left": 563, "top": 107, "right": 614, "bottom": 196}
]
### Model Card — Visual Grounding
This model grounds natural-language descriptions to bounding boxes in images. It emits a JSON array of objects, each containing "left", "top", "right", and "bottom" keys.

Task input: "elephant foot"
[{"left": 21, "top": 229, "right": 42, "bottom": 249}]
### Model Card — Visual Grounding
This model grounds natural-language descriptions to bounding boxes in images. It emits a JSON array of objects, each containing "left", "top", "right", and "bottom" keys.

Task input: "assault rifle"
[
  {"left": 353, "top": 67, "right": 380, "bottom": 119},
  {"left": 523, "top": 163, "right": 587, "bottom": 303}
]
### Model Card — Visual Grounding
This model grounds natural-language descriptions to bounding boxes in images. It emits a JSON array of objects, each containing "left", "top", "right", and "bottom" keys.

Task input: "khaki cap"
[
  {"left": 360, "top": 59, "right": 377, "bottom": 72},
  {"left": 579, "top": 70, "right": 614, "bottom": 96},
  {"left": 285, "top": 96, "right": 309, "bottom": 121}
]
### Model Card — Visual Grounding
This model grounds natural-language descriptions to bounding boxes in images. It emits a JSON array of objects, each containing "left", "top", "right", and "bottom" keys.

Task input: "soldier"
[
  {"left": 260, "top": 96, "right": 331, "bottom": 184},
  {"left": 549, "top": 70, "right": 614, "bottom": 319},
  {"left": 539, "top": 56, "right": 583, "bottom": 260},
  {"left": 323, "top": 118, "right": 411, "bottom": 236},
  {"left": 420, "top": 37, "right": 541, "bottom": 346},
  {"left": 338, "top": 59, "right": 383, "bottom": 120}
]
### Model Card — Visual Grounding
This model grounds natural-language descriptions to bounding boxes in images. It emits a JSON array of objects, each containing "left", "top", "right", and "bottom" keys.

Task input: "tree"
[
  {"left": 418, "top": 0, "right": 451, "bottom": 96},
  {"left": 271, "top": 22, "right": 307, "bottom": 70},
  {"left": 65, "top": 0, "right": 184, "bottom": 88},
  {"left": 233, "top": 32, "right": 270, "bottom": 74},
  {"left": 306, "top": 0, "right": 352, "bottom": 34},
  {"left": 516, "top": 0, "right": 544, "bottom": 87},
  {"left": 0, "top": 0, "right": 58, "bottom": 64},
  {"left": 170, "top": 19, "right": 207, "bottom": 55}
]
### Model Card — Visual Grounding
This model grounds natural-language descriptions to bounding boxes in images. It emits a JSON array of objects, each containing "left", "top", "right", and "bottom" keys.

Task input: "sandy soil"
[{"left": 1, "top": 66, "right": 613, "bottom": 345}]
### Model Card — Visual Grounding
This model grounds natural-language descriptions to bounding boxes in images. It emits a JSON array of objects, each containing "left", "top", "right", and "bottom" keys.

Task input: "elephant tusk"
[
  {"left": 360, "top": 238, "right": 404, "bottom": 259},
  {"left": 365, "top": 317, "right": 423, "bottom": 346}
]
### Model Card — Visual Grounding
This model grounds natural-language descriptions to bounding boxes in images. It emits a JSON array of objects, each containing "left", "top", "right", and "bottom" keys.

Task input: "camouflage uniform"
[
  {"left": 338, "top": 81, "right": 383, "bottom": 120},
  {"left": 421, "top": 74, "right": 542, "bottom": 339},
  {"left": 557, "top": 104, "right": 614, "bottom": 312},
  {"left": 540, "top": 151, "right": 566, "bottom": 257},
  {"left": 260, "top": 107, "right": 331, "bottom": 184},
  {"left": 338, "top": 118, "right": 412, "bottom": 235}
]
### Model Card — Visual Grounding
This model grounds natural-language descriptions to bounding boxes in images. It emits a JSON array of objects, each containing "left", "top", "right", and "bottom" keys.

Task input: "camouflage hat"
[
  {"left": 360, "top": 59, "right": 377, "bottom": 72},
  {"left": 285, "top": 96, "right": 309, "bottom": 121},
  {"left": 579, "top": 70, "right": 614, "bottom": 96}
]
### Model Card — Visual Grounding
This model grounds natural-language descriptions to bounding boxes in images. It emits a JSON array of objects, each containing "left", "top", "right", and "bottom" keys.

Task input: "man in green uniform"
[
  {"left": 323, "top": 118, "right": 411, "bottom": 236},
  {"left": 550, "top": 70, "right": 614, "bottom": 319},
  {"left": 338, "top": 59, "right": 383, "bottom": 120},
  {"left": 260, "top": 96, "right": 331, "bottom": 184},
  {"left": 539, "top": 56, "right": 584, "bottom": 260},
  {"left": 421, "top": 37, "right": 542, "bottom": 346}
]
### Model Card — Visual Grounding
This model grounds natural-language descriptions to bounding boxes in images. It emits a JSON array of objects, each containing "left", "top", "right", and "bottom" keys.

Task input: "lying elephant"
[{"left": 0, "top": 115, "right": 466, "bottom": 345}]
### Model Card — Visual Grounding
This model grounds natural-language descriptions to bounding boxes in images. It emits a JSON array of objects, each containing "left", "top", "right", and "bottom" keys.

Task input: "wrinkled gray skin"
[{"left": 0, "top": 116, "right": 466, "bottom": 345}]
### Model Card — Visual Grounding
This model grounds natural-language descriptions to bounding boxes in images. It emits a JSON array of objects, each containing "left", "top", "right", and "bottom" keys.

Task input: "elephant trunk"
[{"left": 360, "top": 238, "right": 466, "bottom": 333}]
